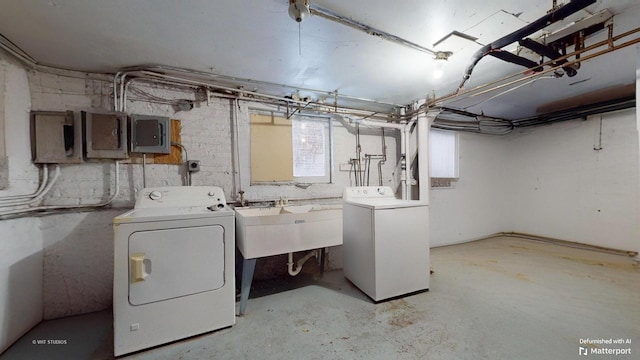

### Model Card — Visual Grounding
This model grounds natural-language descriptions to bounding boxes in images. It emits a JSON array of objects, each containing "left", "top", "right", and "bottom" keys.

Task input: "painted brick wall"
[{"left": 20, "top": 69, "right": 399, "bottom": 320}]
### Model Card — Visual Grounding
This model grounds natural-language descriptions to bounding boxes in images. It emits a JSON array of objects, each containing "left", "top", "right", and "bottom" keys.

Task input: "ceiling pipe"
[
  {"left": 470, "top": 34, "right": 640, "bottom": 99},
  {"left": 435, "top": 25, "right": 640, "bottom": 108},
  {"left": 132, "top": 70, "right": 405, "bottom": 123},
  {"left": 486, "top": 50, "right": 542, "bottom": 72},
  {"left": 122, "top": 64, "right": 403, "bottom": 108},
  {"left": 309, "top": 5, "right": 438, "bottom": 56},
  {"left": 518, "top": 38, "right": 577, "bottom": 76},
  {"left": 458, "top": 0, "right": 597, "bottom": 90},
  {"left": 513, "top": 95, "right": 636, "bottom": 127},
  {"left": 0, "top": 33, "right": 37, "bottom": 66}
]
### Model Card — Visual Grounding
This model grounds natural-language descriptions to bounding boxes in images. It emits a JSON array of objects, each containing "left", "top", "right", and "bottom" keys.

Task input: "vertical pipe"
[
  {"left": 142, "top": 153, "right": 147, "bottom": 188},
  {"left": 119, "top": 73, "right": 127, "bottom": 112},
  {"left": 113, "top": 72, "right": 121, "bottom": 111},
  {"left": 403, "top": 120, "right": 415, "bottom": 200},
  {"left": 231, "top": 98, "right": 241, "bottom": 199},
  {"left": 418, "top": 111, "right": 438, "bottom": 203},
  {"left": 378, "top": 128, "right": 386, "bottom": 186},
  {"left": 400, "top": 126, "right": 406, "bottom": 200},
  {"left": 329, "top": 116, "right": 334, "bottom": 183},
  {"left": 356, "top": 124, "right": 362, "bottom": 186},
  {"left": 365, "top": 155, "right": 371, "bottom": 186}
]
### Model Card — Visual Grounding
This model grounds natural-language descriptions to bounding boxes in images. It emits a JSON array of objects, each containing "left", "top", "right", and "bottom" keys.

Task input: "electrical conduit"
[
  {"left": 0, "top": 161, "right": 120, "bottom": 217},
  {"left": 0, "top": 165, "right": 59, "bottom": 208},
  {"left": 0, "top": 165, "right": 48, "bottom": 203}
]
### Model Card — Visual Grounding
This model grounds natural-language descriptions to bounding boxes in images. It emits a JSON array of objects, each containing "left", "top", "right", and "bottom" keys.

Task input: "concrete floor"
[{"left": 2, "top": 236, "right": 639, "bottom": 359}]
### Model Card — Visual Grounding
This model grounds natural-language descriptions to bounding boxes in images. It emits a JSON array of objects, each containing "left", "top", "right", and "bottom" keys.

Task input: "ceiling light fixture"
[
  {"left": 289, "top": 0, "right": 310, "bottom": 23},
  {"left": 433, "top": 51, "right": 452, "bottom": 79}
]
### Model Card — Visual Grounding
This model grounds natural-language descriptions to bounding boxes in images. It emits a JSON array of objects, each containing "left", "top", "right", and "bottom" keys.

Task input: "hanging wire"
[{"left": 298, "top": 22, "right": 302, "bottom": 55}]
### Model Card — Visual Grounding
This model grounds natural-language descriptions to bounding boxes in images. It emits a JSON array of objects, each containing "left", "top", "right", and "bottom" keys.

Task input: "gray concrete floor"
[{"left": 2, "top": 236, "right": 639, "bottom": 359}]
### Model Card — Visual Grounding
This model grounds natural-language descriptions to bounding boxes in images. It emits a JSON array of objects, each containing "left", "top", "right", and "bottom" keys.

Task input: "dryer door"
[{"left": 128, "top": 225, "right": 225, "bottom": 305}]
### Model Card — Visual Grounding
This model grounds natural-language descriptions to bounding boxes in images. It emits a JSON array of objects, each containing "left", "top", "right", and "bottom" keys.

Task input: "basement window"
[
  {"left": 249, "top": 111, "right": 332, "bottom": 184},
  {"left": 429, "top": 129, "right": 458, "bottom": 188}
]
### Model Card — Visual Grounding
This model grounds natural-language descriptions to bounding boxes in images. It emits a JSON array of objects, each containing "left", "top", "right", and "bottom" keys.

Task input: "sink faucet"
[{"left": 238, "top": 191, "right": 246, "bottom": 207}]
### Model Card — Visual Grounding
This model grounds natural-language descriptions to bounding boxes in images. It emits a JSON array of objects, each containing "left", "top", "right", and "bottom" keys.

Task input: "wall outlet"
[{"left": 187, "top": 160, "right": 200, "bottom": 172}]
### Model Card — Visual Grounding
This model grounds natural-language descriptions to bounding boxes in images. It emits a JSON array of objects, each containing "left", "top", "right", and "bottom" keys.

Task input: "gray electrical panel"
[
  {"left": 130, "top": 114, "right": 171, "bottom": 154},
  {"left": 82, "top": 111, "right": 128, "bottom": 159},
  {"left": 30, "top": 111, "right": 83, "bottom": 164}
]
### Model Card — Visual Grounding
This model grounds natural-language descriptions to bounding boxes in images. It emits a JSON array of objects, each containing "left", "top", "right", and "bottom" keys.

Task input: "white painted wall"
[
  {"left": 504, "top": 111, "right": 639, "bottom": 253},
  {"left": 0, "top": 218, "right": 42, "bottom": 354},
  {"left": 430, "top": 108, "right": 639, "bottom": 253},
  {"left": 429, "top": 132, "right": 510, "bottom": 246},
  {"left": 0, "top": 53, "right": 43, "bottom": 354},
  {"left": 40, "top": 210, "right": 121, "bottom": 319}
]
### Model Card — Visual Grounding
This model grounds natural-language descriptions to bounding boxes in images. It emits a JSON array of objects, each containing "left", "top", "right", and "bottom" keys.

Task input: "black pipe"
[
  {"left": 518, "top": 38, "right": 578, "bottom": 76},
  {"left": 458, "top": 0, "right": 596, "bottom": 89},
  {"left": 512, "top": 95, "right": 635, "bottom": 127},
  {"left": 487, "top": 50, "right": 543, "bottom": 72}
]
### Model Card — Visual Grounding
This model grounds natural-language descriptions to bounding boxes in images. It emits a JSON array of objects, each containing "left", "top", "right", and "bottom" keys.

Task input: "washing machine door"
[{"left": 128, "top": 225, "right": 225, "bottom": 305}]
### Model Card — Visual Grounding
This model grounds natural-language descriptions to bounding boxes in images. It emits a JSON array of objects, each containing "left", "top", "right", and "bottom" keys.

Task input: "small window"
[
  {"left": 250, "top": 111, "right": 332, "bottom": 184},
  {"left": 429, "top": 129, "right": 458, "bottom": 187}
]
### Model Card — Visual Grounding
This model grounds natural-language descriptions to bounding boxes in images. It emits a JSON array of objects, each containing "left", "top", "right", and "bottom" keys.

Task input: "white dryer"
[
  {"left": 113, "top": 186, "right": 235, "bottom": 356},
  {"left": 342, "top": 186, "right": 429, "bottom": 301}
]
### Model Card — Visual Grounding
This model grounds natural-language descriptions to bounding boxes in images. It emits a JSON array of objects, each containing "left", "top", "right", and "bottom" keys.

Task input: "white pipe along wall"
[
  {"left": 418, "top": 110, "right": 438, "bottom": 202},
  {"left": 355, "top": 118, "right": 412, "bottom": 199}
]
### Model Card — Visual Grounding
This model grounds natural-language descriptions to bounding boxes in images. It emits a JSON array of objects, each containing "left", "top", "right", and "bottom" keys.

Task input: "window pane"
[
  {"left": 429, "top": 129, "right": 457, "bottom": 178},
  {"left": 292, "top": 120, "right": 325, "bottom": 177}
]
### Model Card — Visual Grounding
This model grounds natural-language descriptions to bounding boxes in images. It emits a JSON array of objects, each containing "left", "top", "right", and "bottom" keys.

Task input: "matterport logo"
[{"left": 579, "top": 338, "right": 632, "bottom": 356}]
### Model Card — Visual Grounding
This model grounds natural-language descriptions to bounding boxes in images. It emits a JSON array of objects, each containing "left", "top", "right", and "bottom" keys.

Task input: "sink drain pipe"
[{"left": 287, "top": 250, "right": 319, "bottom": 276}]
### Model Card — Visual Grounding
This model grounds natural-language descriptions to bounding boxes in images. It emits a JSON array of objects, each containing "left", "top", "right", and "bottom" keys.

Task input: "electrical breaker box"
[
  {"left": 130, "top": 114, "right": 171, "bottom": 154},
  {"left": 82, "top": 111, "right": 128, "bottom": 159},
  {"left": 30, "top": 111, "right": 83, "bottom": 164}
]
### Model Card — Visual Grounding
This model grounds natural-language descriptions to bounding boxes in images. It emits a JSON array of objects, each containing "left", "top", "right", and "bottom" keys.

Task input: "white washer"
[
  {"left": 113, "top": 186, "right": 235, "bottom": 356},
  {"left": 342, "top": 186, "right": 429, "bottom": 301}
]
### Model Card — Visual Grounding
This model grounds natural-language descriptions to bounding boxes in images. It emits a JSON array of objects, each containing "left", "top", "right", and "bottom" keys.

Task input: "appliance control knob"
[
  {"left": 149, "top": 191, "right": 162, "bottom": 200},
  {"left": 207, "top": 203, "right": 226, "bottom": 211},
  {"left": 363, "top": 189, "right": 368, "bottom": 194}
]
